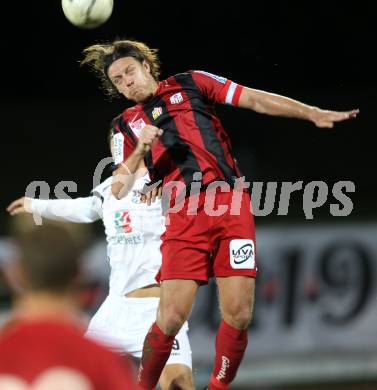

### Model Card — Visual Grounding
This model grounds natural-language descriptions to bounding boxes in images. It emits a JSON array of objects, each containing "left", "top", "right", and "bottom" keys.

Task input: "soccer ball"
[{"left": 61, "top": 0, "right": 114, "bottom": 29}]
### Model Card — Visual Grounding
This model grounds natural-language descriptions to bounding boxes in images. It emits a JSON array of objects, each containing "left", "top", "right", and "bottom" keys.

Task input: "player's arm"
[
  {"left": 191, "top": 71, "right": 358, "bottom": 128},
  {"left": 111, "top": 125, "right": 163, "bottom": 199},
  {"left": 6, "top": 196, "right": 101, "bottom": 223},
  {"left": 237, "top": 87, "right": 359, "bottom": 128},
  {"left": 111, "top": 147, "right": 147, "bottom": 199}
]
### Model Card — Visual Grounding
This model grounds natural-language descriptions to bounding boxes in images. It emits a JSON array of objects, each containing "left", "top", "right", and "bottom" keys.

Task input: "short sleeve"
[
  {"left": 111, "top": 117, "right": 137, "bottom": 165},
  {"left": 191, "top": 70, "right": 244, "bottom": 105}
]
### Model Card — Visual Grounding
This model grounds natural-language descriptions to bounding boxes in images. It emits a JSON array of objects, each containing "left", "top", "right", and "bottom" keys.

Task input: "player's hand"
[
  {"left": 310, "top": 107, "right": 359, "bottom": 128},
  {"left": 140, "top": 181, "right": 162, "bottom": 206},
  {"left": 6, "top": 197, "right": 32, "bottom": 216},
  {"left": 137, "top": 125, "right": 163, "bottom": 153}
]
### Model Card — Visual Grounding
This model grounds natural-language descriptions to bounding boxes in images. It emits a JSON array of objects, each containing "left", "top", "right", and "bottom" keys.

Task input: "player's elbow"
[
  {"left": 111, "top": 182, "right": 122, "bottom": 199},
  {"left": 248, "top": 96, "right": 269, "bottom": 114},
  {"left": 238, "top": 88, "right": 264, "bottom": 113},
  {"left": 243, "top": 97, "right": 266, "bottom": 114},
  {"left": 239, "top": 88, "right": 274, "bottom": 114},
  {"left": 111, "top": 181, "right": 131, "bottom": 200}
]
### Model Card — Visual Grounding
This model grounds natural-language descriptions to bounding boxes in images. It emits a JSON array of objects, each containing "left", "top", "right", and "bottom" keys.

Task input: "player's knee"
[
  {"left": 158, "top": 310, "right": 186, "bottom": 335},
  {"left": 170, "top": 370, "right": 195, "bottom": 390},
  {"left": 236, "top": 308, "right": 253, "bottom": 329},
  {"left": 160, "top": 364, "right": 194, "bottom": 390},
  {"left": 223, "top": 304, "right": 253, "bottom": 329}
]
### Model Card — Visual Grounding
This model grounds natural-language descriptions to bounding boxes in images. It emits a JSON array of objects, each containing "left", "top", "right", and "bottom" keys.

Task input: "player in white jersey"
[{"left": 6, "top": 140, "right": 194, "bottom": 390}]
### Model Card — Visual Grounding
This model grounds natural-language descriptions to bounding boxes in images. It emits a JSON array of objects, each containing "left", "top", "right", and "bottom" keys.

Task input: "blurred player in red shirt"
[
  {"left": 82, "top": 39, "right": 358, "bottom": 390},
  {"left": 0, "top": 221, "right": 136, "bottom": 390}
]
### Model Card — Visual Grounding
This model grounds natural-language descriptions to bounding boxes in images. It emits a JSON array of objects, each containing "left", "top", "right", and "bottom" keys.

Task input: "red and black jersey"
[{"left": 111, "top": 70, "right": 244, "bottom": 188}]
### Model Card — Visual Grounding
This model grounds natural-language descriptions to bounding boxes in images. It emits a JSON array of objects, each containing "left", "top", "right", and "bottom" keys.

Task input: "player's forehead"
[{"left": 107, "top": 57, "right": 140, "bottom": 78}]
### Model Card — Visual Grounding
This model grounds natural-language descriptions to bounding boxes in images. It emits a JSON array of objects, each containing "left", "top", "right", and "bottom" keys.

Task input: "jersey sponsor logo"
[
  {"left": 170, "top": 92, "right": 184, "bottom": 104},
  {"left": 152, "top": 106, "right": 163, "bottom": 120},
  {"left": 113, "top": 132, "right": 124, "bottom": 165},
  {"left": 114, "top": 211, "right": 132, "bottom": 234},
  {"left": 230, "top": 239, "right": 255, "bottom": 269},
  {"left": 195, "top": 70, "right": 227, "bottom": 84},
  {"left": 111, "top": 211, "right": 145, "bottom": 245},
  {"left": 129, "top": 118, "right": 146, "bottom": 138},
  {"left": 109, "top": 233, "right": 143, "bottom": 246}
]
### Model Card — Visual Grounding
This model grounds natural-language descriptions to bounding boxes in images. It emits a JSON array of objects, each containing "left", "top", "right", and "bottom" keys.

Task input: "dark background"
[{"left": 1, "top": 1, "right": 375, "bottom": 234}]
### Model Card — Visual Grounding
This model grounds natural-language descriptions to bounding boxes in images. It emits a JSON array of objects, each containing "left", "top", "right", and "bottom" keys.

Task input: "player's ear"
[
  {"left": 4, "top": 260, "right": 28, "bottom": 295},
  {"left": 143, "top": 60, "right": 151, "bottom": 74}
]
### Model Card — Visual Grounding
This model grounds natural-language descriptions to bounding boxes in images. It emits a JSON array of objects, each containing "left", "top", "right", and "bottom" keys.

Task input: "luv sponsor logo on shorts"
[{"left": 230, "top": 239, "right": 255, "bottom": 269}]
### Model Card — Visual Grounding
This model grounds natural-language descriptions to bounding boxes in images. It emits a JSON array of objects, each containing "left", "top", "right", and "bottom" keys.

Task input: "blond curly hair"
[{"left": 81, "top": 39, "right": 160, "bottom": 98}]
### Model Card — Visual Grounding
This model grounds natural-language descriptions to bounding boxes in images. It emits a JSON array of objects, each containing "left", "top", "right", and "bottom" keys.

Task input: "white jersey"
[{"left": 30, "top": 174, "right": 165, "bottom": 296}]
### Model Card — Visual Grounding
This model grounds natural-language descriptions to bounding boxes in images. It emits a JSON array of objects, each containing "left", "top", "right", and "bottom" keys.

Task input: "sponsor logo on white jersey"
[
  {"left": 114, "top": 211, "right": 132, "bottom": 234},
  {"left": 129, "top": 118, "right": 146, "bottom": 138},
  {"left": 230, "top": 239, "right": 255, "bottom": 269},
  {"left": 195, "top": 70, "right": 227, "bottom": 84},
  {"left": 170, "top": 92, "right": 184, "bottom": 104},
  {"left": 109, "top": 233, "right": 143, "bottom": 246}
]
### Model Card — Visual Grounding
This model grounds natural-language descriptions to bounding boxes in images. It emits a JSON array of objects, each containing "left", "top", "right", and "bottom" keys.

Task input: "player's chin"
[{"left": 132, "top": 91, "right": 151, "bottom": 103}]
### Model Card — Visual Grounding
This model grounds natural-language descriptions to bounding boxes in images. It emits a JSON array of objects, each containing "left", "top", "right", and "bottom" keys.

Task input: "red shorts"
[{"left": 157, "top": 187, "right": 257, "bottom": 283}]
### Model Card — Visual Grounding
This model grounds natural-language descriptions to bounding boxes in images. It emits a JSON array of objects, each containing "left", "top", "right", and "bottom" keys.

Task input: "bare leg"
[
  {"left": 157, "top": 279, "right": 199, "bottom": 335},
  {"left": 216, "top": 276, "right": 255, "bottom": 329},
  {"left": 138, "top": 279, "right": 199, "bottom": 389},
  {"left": 159, "top": 364, "right": 194, "bottom": 390}
]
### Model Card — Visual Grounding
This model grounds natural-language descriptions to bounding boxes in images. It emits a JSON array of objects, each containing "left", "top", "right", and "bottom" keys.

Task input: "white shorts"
[{"left": 86, "top": 294, "right": 192, "bottom": 368}]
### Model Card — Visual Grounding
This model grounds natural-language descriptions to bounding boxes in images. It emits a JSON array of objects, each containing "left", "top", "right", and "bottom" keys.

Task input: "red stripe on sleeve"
[
  {"left": 231, "top": 84, "right": 243, "bottom": 106},
  {"left": 217, "top": 80, "right": 232, "bottom": 103}
]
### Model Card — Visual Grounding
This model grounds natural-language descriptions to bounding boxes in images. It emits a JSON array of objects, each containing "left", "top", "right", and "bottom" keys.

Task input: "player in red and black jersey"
[
  {"left": 82, "top": 39, "right": 358, "bottom": 390},
  {"left": 110, "top": 70, "right": 244, "bottom": 190}
]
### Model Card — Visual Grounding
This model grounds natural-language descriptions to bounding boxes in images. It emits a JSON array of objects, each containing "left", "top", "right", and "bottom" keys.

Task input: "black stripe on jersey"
[
  {"left": 144, "top": 150, "right": 155, "bottom": 181},
  {"left": 110, "top": 117, "right": 119, "bottom": 133},
  {"left": 175, "top": 73, "right": 239, "bottom": 185},
  {"left": 143, "top": 98, "right": 202, "bottom": 188},
  {"left": 118, "top": 116, "right": 138, "bottom": 145}
]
